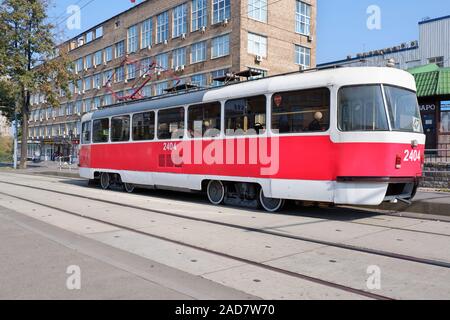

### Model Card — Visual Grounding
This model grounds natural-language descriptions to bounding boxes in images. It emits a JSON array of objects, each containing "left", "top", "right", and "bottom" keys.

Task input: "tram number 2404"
[
  {"left": 163, "top": 142, "right": 178, "bottom": 151},
  {"left": 404, "top": 149, "right": 421, "bottom": 162}
]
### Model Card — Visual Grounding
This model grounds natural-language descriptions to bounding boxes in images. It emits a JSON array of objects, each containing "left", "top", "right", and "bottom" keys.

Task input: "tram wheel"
[
  {"left": 123, "top": 183, "right": 135, "bottom": 193},
  {"left": 258, "top": 188, "right": 285, "bottom": 213},
  {"left": 206, "top": 180, "right": 225, "bottom": 205},
  {"left": 100, "top": 172, "right": 111, "bottom": 190}
]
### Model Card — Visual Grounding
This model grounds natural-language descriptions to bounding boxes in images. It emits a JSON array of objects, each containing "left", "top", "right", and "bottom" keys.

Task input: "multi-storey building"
[
  {"left": 28, "top": 0, "right": 317, "bottom": 160},
  {"left": 0, "top": 111, "right": 11, "bottom": 137}
]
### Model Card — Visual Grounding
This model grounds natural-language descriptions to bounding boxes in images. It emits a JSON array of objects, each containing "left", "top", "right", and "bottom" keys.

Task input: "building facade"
[
  {"left": 0, "top": 111, "right": 11, "bottom": 137},
  {"left": 28, "top": 0, "right": 317, "bottom": 160},
  {"left": 318, "top": 15, "right": 450, "bottom": 70}
]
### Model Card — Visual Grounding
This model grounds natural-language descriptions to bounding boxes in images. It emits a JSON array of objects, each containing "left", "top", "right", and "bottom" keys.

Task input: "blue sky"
[{"left": 48, "top": 0, "right": 449, "bottom": 64}]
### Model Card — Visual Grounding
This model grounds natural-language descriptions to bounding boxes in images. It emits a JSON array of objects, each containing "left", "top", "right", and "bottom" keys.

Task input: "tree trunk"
[{"left": 19, "top": 90, "right": 30, "bottom": 169}]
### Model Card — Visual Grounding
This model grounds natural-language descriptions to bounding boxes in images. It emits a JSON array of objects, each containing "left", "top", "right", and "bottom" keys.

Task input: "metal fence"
[{"left": 425, "top": 143, "right": 450, "bottom": 164}]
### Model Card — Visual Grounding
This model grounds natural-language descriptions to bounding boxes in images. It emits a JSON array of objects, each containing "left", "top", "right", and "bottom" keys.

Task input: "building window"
[
  {"left": 84, "top": 99, "right": 92, "bottom": 113},
  {"left": 141, "top": 18, "right": 153, "bottom": 49},
  {"left": 96, "top": 26, "right": 103, "bottom": 38},
  {"left": 225, "top": 96, "right": 266, "bottom": 135},
  {"left": 93, "top": 97, "right": 101, "bottom": 110},
  {"left": 156, "top": 82, "right": 168, "bottom": 95},
  {"left": 94, "top": 50, "right": 103, "bottom": 66},
  {"left": 211, "top": 34, "right": 230, "bottom": 58},
  {"left": 93, "top": 73, "right": 102, "bottom": 89},
  {"left": 156, "top": 53, "right": 169, "bottom": 70},
  {"left": 188, "top": 102, "right": 221, "bottom": 137},
  {"left": 192, "top": 0, "right": 207, "bottom": 32},
  {"left": 295, "top": 1, "right": 311, "bottom": 36},
  {"left": 158, "top": 107, "right": 185, "bottom": 140},
  {"left": 248, "top": 33, "right": 267, "bottom": 57},
  {"left": 191, "top": 41, "right": 207, "bottom": 63},
  {"left": 93, "top": 119, "right": 109, "bottom": 143},
  {"left": 141, "top": 85, "right": 152, "bottom": 97},
  {"left": 173, "top": 4, "right": 188, "bottom": 38},
  {"left": 76, "top": 79, "right": 83, "bottom": 93},
  {"left": 157, "top": 11, "right": 169, "bottom": 44},
  {"left": 191, "top": 74, "right": 207, "bottom": 87},
  {"left": 429, "top": 56, "right": 444, "bottom": 67},
  {"left": 295, "top": 45, "right": 311, "bottom": 69},
  {"left": 103, "top": 69, "right": 113, "bottom": 86},
  {"left": 103, "top": 94, "right": 113, "bottom": 106},
  {"left": 173, "top": 48, "right": 187, "bottom": 69},
  {"left": 111, "top": 115, "right": 130, "bottom": 142},
  {"left": 127, "top": 25, "right": 138, "bottom": 53},
  {"left": 248, "top": 0, "right": 267, "bottom": 22},
  {"left": 115, "top": 66, "right": 124, "bottom": 83},
  {"left": 85, "top": 54, "right": 92, "bottom": 69},
  {"left": 105, "top": 46, "right": 113, "bottom": 62},
  {"left": 127, "top": 63, "right": 136, "bottom": 80},
  {"left": 272, "top": 88, "right": 330, "bottom": 134},
  {"left": 212, "top": 0, "right": 231, "bottom": 24},
  {"left": 115, "top": 40, "right": 125, "bottom": 59},
  {"left": 133, "top": 112, "right": 155, "bottom": 141},
  {"left": 141, "top": 57, "right": 152, "bottom": 76},
  {"left": 84, "top": 76, "right": 92, "bottom": 91},
  {"left": 211, "top": 69, "right": 229, "bottom": 86},
  {"left": 441, "top": 101, "right": 450, "bottom": 133},
  {"left": 75, "top": 58, "right": 83, "bottom": 73},
  {"left": 75, "top": 100, "right": 82, "bottom": 114}
]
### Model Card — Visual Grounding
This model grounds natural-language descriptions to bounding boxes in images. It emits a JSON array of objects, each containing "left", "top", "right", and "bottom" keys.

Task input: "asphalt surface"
[{"left": 0, "top": 206, "right": 256, "bottom": 300}]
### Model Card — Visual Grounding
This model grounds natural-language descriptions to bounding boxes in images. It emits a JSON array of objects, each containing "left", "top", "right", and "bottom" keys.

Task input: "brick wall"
[{"left": 421, "top": 163, "right": 450, "bottom": 189}]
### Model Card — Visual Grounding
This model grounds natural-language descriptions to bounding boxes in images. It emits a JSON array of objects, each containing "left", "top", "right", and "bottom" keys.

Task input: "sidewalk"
[
  {"left": 2, "top": 161, "right": 450, "bottom": 218},
  {"left": 0, "top": 160, "right": 80, "bottom": 178}
]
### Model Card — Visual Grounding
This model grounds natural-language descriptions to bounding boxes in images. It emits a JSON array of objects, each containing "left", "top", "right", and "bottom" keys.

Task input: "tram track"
[
  {"left": 1, "top": 179, "right": 450, "bottom": 271},
  {"left": 0, "top": 188, "right": 392, "bottom": 300}
]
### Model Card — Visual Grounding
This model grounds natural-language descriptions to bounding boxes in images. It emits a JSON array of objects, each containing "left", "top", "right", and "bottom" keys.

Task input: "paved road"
[
  {"left": 0, "top": 171, "right": 449, "bottom": 300},
  {"left": 0, "top": 206, "right": 255, "bottom": 300}
]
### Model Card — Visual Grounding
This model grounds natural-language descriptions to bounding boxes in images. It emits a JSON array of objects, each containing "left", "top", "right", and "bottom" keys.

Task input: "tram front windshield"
[{"left": 338, "top": 84, "right": 423, "bottom": 133}]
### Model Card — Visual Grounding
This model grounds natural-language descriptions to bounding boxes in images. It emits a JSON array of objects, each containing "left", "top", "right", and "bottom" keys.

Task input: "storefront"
[{"left": 409, "top": 64, "right": 450, "bottom": 151}]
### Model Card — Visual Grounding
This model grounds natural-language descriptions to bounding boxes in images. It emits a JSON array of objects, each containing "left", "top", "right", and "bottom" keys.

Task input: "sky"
[{"left": 47, "top": 0, "right": 450, "bottom": 64}]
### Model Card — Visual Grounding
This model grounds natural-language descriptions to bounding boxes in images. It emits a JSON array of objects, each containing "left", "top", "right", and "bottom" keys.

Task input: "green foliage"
[
  {"left": 0, "top": 0, "right": 76, "bottom": 107},
  {"left": 0, "top": 136, "right": 13, "bottom": 162},
  {"left": 0, "top": 0, "right": 77, "bottom": 167},
  {"left": 0, "top": 80, "right": 17, "bottom": 121}
]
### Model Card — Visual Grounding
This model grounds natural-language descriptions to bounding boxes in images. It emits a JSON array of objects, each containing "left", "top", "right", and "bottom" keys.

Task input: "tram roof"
[{"left": 86, "top": 67, "right": 416, "bottom": 121}]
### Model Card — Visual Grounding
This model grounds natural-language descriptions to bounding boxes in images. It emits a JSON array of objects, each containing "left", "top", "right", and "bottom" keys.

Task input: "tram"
[{"left": 79, "top": 67, "right": 425, "bottom": 212}]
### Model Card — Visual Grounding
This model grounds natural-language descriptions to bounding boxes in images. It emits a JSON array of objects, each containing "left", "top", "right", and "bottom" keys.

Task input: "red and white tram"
[{"left": 79, "top": 67, "right": 425, "bottom": 212}]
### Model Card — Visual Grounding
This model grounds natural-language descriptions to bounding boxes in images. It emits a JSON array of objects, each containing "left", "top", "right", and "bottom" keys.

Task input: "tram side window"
[
  {"left": 132, "top": 112, "right": 155, "bottom": 141},
  {"left": 225, "top": 95, "right": 266, "bottom": 135},
  {"left": 92, "top": 118, "right": 110, "bottom": 143},
  {"left": 188, "top": 102, "right": 221, "bottom": 138},
  {"left": 81, "top": 121, "right": 91, "bottom": 144},
  {"left": 158, "top": 107, "right": 185, "bottom": 140},
  {"left": 272, "top": 88, "right": 330, "bottom": 134},
  {"left": 111, "top": 115, "right": 130, "bottom": 142},
  {"left": 338, "top": 85, "right": 389, "bottom": 131}
]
